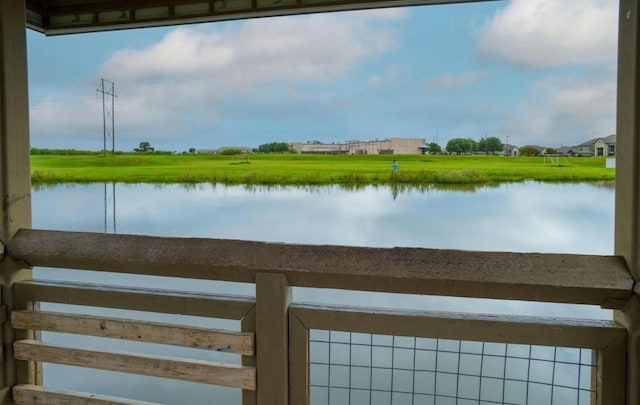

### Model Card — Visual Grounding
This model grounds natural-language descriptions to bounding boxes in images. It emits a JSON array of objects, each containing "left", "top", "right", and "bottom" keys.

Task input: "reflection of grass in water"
[
  {"left": 34, "top": 180, "right": 600, "bottom": 203},
  {"left": 31, "top": 154, "right": 615, "bottom": 186}
]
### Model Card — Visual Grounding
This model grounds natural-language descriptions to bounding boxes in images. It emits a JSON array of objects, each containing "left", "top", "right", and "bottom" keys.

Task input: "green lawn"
[{"left": 30, "top": 153, "right": 615, "bottom": 186}]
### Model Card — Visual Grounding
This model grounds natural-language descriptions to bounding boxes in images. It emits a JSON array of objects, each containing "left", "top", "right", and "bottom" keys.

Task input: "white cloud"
[
  {"left": 100, "top": 11, "right": 401, "bottom": 91},
  {"left": 425, "top": 71, "right": 489, "bottom": 90},
  {"left": 501, "top": 66, "right": 616, "bottom": 146},
  {"left": 477, "top": 0, "right": 618, "bottom": 68},
  {"left": 31, "top": 10, "right": 404, "bottom": 148}
]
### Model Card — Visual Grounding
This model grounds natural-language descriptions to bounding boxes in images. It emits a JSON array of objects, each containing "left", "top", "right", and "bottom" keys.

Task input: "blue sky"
[{"left": 26, "top": 0, "right": 618, "bottom": 152}]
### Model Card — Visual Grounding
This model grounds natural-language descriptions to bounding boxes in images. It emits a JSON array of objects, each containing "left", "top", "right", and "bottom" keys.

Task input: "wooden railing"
[{"left": 2, "top": 228, "right": 635, "bottom": 404}]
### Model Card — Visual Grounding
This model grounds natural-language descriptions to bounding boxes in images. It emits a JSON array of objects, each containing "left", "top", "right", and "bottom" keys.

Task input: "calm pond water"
[{"left": 31, "top": 182, "right": 614, "bottom": 404}]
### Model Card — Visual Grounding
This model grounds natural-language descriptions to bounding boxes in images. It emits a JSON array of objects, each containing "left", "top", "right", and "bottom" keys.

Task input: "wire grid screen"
[{"left": 309, "top": 330, "right": 596, "bottom": 405}]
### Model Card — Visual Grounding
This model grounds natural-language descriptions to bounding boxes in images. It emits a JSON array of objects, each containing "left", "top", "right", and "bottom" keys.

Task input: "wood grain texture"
[
  {"left": 12, "top": 310, "right": 254, "bottom": 355},
  {"left": 255, "top": 273, "right": 290, "bottom": 405},
  {"left": 291, "top": 303, "right": 626, "bottom": 350},
  {"left": 14, "top": 340, "right": 256, "bottom": 390},
  {"left": 0, "top": 0, "right": 33, "bottom": 401},
  {"left": 6, "top": 229, "right": 633, "bottom": 306},
  {"left": 13, "top": 384, "right": 159, "bottom": 405},
  {"left": 14, "top": 279, "right": 255, "bottom": 319}
]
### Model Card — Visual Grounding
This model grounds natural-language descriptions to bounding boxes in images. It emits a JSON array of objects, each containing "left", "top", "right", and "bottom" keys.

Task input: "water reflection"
[
  {"left": 33, "top": 181, "right": 614, "bottom": 254},
  {"left": 31, "top": 182, "right": 615, "bottom": 404}
]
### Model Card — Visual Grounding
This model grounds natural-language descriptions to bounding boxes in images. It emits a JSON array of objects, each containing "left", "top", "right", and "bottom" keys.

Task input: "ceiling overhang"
[{"left": 26, "top": 0, "right": 499, "bottom": 35}]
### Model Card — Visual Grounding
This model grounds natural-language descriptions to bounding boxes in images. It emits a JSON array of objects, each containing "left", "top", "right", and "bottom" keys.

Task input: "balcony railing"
[{"left": 2, "top": 228, "right": 633, "bottom": 404}]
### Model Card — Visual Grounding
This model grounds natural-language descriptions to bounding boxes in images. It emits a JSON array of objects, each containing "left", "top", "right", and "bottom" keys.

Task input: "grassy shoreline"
[{"left": 31, "top": 154, "right": 616, "bottom": 186}]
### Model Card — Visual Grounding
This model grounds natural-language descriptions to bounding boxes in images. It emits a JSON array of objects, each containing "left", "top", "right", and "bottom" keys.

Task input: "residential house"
[
  {"left": 577, "top": 135, "right": 616, "bottom": 157},
  {"left": 556, "top": 146, "right": 577, "bottom": 157},
  {"left": 503, "top": 144, "right": 519, "bottom": 156}
]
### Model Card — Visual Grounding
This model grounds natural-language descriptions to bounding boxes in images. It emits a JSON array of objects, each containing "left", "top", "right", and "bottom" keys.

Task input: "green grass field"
[{"left": 30, "top": 153, "right": 615, "bottom": 186}]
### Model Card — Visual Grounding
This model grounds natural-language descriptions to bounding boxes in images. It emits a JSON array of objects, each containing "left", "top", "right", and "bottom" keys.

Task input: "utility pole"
[{"left": 97, "top": 78, "right": 116, "bottom": 156}]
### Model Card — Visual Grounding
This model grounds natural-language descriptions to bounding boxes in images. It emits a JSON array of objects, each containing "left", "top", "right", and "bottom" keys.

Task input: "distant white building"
[
  {"left": 289, "top": 138, "right": 427, "bottom": 155},
  {"left": 196, "top": 147, "right": 252, "bottom": 154}
]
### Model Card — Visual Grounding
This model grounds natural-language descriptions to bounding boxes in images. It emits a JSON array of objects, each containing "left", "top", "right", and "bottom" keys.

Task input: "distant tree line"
[
  {"left": 219, "top": 148, "right": 245, "bottom": 155},
  {"left": 30, "top": 148, "right": 102, "bottom": 155},
  {"left": 255, "top": 142, "right": 290, "bottom": 153},
  {"left": 445, "top": 136, "right": 504, "bottom": 155}
]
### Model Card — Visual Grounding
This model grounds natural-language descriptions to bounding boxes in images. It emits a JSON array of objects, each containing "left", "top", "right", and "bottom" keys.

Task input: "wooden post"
[
  {"left": 615, "top": 0, "right": 640, "bottom": 404},
  {"left": 597, "top": 331, "right": 627, "bottom": 404},
  {"left": 0, "top": 0, "right": 33, "bottom": 403},
  {"left": 255, "top": 273, "right": 290, "bottom": 405}
]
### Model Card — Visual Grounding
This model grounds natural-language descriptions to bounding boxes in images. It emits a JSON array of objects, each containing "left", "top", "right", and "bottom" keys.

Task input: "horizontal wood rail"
[
  {"left": 13, "top": 384, "right": 159, "bottom": 405},
  {"left": 6, "top": 228, "right": 634, "bottom": 307},
  {"left": 12, "top": 310, "right": 254, "bottom": 355},
  {"left": 290, "top": 303, "right": 626, "bottom": 349},
  {"left": 14, "top": 279, "right": 255, "bottom": 319},
  {"left": 14, "top": 340, "right": 256, "bottom": 390}
]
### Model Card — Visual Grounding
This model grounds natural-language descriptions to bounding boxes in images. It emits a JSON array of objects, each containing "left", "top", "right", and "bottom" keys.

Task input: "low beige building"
[{"left": 289, "top": 138, "right": 426, "bottom": 155}]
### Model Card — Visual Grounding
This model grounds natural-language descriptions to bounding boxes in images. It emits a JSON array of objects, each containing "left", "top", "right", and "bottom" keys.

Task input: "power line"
[{"left": 97, "top": 78, "right": 116, "bottom": 156}]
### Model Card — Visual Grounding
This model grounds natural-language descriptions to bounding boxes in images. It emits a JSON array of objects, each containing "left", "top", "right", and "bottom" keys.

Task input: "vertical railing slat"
[
  {"left": 597, "top": 331, "right": 627, "bottom": 404},
  {"left": 289, "top": 310, "right": 309, "bottom": 405},
  {"left": 241, "top": 306, "right": 257, "bottom": 405}
]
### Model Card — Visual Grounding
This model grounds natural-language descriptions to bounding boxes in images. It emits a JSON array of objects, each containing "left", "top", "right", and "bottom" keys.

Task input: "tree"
[
  {"left": 545, "top": 147, "right": 557, "bottom": 155},
  {"left": 519, "top": 146, "right": 541, "bottom": 157},
  {"left": 479, "top": 136, "right": 503, "bottom": 154},
  {"left": 257, "top": 142, "right": 290, "bottom": 153},
  {"left": 446, "top": 138, "right": 477, "bottom": 155},
  {"left": 219, "top": 148, "right": 244, "bottom": 155},
  {"left": 134, "top": 141, "right": 154, "bottom": 152},
  {"left": 188, "top": 147, "right": 196, "bottom": 154},
  {"left": 427, "top": 142, "right": 442, "bottom": 155}
]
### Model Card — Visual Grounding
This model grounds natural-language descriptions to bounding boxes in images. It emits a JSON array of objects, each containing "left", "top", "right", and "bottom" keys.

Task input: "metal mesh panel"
[{"left": 309, "top": 330, "right": 596, "bottom": 405}]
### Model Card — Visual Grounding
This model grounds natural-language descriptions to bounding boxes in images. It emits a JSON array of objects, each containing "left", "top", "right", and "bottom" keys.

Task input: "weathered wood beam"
[
  {"left": 13, "top": 384, "right": 159, "bottom": 405},
  {"left": 291, "top": 303, "right": 626, "bottom": 349},
  {"left": 14, "top": 279, "right": 255, "bottom": 319},
  {"left": 11, "top": 310, "right": 254, "bottom": 355},
  {"left": 14, "top": 340, "right": 256, "bottom": 390},
  {"left": 6, "top": 229, "right": 633, "bottom": 307},
  {"left": 0, "top": 0, "right": 32, "bottom": 242}
]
